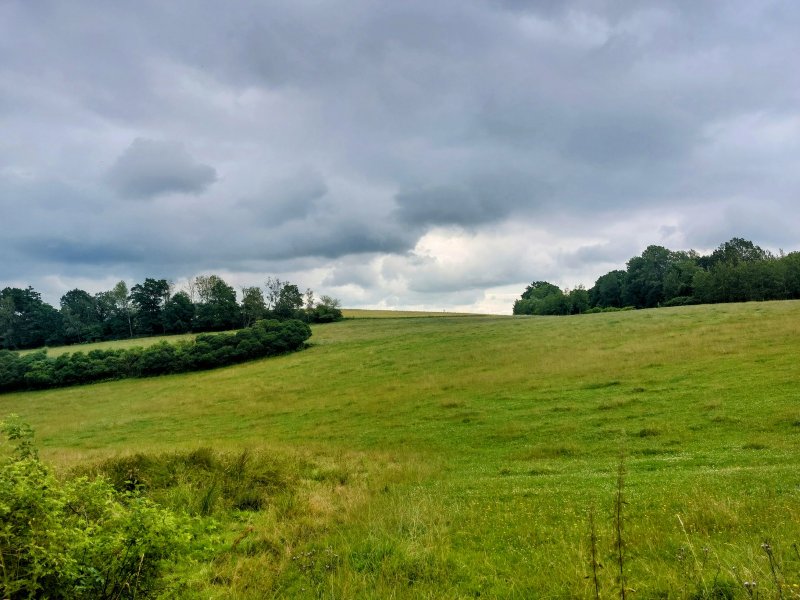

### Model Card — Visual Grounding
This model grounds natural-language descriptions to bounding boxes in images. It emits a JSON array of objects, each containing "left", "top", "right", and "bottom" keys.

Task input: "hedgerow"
[{"left": 0, "top": 319, "right": 311, "bottom": 393}]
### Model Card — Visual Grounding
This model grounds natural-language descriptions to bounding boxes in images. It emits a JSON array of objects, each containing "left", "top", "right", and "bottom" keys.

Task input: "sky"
[{"left": 2, "top": 1, "right": 799, "bottom": 314}]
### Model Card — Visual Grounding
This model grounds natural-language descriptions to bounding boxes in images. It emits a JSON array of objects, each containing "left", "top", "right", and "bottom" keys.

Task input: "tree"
[
  {"left": 521, "top": 281, "right": 562, "bottom": 301},
  {"left": 193, "top": 275, "right": 239, "bottom": 331},
  {"left": 589, "top": 270, "right": 625, "bottom": 308},
  {"left": 130, "top": 278, "right": 170, "bottom": 335},
  {"left": 0, "top": 287, "right": 63, "bottom": 350},
  {"left": 304, "top": 288, "right": 315, "bottom": 312},
  {"left": 274, "top": 284, "right": 304, "bottom": 319},
  {"left": 110, "top": 281, "right": 133, "bottom": 338},
  {"left": 94, "top": 290, "right": 126, "bottom": 340},
  {"left": 163, "top": 291, "right": 195, "bottom": 333},
  {"left": 308, "top": 294, "right": 343, "bottom": 323},
  {"left": 318, "top": 295, "right": 341, "bottom": 310},
  {"left": 513, "top": 281, "right": 566, "bottom": 315},
  {"left": 783, "top": 252, "right": 800, "bottom": 298},
  {"left": 622, "top": 245, "right": 674, "bottom": 308},
  {"left": 568, "top": 286, "right": 590, "bottom": 314},
  {"left": 662, "top": 254, "right": 701, "bottom": 302},
  {"left": 60, "top": 289, "right": 101, "bottom": 344},
  {"left": 707, "top": 237, "right": 769, "bottom": 267},
  {"left": 0, "top": 296, "right": 15, "bottom": 349},
  {"left": 240, "top": 287, "right": 266, "bottom": 327},
  {"left": 264, "top": 277, "right": 285, "bottom": 311}
]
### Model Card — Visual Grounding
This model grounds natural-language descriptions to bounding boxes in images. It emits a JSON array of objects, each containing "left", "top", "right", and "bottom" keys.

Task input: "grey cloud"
[
  {"left": 19, "top": 238, "right": 146, "bottom": 266},
  {"left": 563, "top": 111, "right": 692, "bottom": 166},
  {"left": 394, "top": 185, "right": 501, "bottom": 227},
  {"left": 239, "top": 170, "right": 328, "bottom": 225},
  {"left": 394, "top": 171, "right": 550, "bottom": 227},
  {"left": 107, "top": 138, "right": 217, "bottom": 199},
  {"left": 3, "top": 0, "right": 800, "bottom": 311},
  {"left": 681, "top": 202, "right": 800, "bottom": 251},
  {"left": 560, "top": 241, "right": 641, "bottom": 269},
  {"left": 274, "top": 219, "right": 411, "bottom": 261}
]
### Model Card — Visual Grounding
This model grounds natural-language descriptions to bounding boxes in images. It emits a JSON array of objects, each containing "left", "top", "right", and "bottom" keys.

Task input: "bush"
[
  {"left": 0, "top": 416, "right": 192, "bottom": 598},
  {"left": 661, "top": 296, "right": 700, "bottom": 307}
]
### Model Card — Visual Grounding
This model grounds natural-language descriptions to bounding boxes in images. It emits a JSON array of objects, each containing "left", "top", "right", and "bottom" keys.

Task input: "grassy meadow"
[
  {"left": 3, "top": 302, "right": 800, "bottom": 598},
  {"left": 341, "top": 308, "right": 482, "bottom": 318},
  {"left": 19, "top": 331, "right": 205, "bottom": 357}
]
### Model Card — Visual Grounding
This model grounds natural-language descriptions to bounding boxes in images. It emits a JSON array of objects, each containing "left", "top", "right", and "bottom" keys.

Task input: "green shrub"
[
  {"left": 661, "top": 296, "right": 701, "bottom": 307},
  {"left": 0, "top": 416, "right": 192, "bottom": 599}
]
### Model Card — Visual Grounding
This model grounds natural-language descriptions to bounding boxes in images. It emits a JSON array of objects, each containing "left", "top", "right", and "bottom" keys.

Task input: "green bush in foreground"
[
  {"left": 0, "top": 416, "right": 193, "bottom": 599},
  {"left": 0, "top": 318, "right": 311, "bottom": 393}
]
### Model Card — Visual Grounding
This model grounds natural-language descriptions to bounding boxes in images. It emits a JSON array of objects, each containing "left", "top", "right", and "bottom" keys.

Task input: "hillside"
[{"left": 2, "top": 301, "right": 800, "bottom": 597}]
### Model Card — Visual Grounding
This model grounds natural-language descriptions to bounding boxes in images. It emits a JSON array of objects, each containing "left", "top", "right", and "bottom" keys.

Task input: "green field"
[
  {"left": 3, "top": 301, "right": 800, "bottom": 598},
  {"left": 19, "top": 331, "right": 205, "bottom": 357},
  {"left": 342, "top": 308, "right": 484, "bottom": 318}
]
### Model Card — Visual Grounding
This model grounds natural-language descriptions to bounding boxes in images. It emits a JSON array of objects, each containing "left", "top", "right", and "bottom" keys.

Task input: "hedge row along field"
[{"left": 0, "top": 319, "right": 311, "bottom": 393}]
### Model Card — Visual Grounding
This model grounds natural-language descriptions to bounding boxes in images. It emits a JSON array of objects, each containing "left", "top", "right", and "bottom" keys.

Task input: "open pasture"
[
  {"left": 341, "top": 308, "right": 484, "bottom": 318},
  {"left": 3, "top": 301, "right": 800, "bottom": 598}
]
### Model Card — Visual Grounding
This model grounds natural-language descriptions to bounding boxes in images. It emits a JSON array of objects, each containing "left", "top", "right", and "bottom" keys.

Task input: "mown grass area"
[
  {"left": 19, "top": 331, "right": 206, "bottom": 357},
  {"left": 3, "top": 301, "right": 800, "bottom": 598}
]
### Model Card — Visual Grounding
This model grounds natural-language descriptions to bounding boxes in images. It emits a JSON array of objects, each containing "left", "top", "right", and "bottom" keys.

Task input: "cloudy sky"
[{"left": 2, "top": 1, "right": 799, "bottom": 313}]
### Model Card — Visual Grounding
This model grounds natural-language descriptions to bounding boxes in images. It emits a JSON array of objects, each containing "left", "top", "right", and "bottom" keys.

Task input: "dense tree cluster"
[
  {"left": 0, "top": 319, "right": 311, "bottom": 393},
  {"left": 514, "top": 237, "right": 800, "bottom": 315},
  {"left": 0, "top": 275, "right": 342, "bottom": 350},
  {"left": 513, "top": 281, "right": 592, "bottom": 316}
]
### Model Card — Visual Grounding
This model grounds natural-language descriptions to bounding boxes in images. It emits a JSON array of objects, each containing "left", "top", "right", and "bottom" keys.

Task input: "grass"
[
  {"left": 21, "top": 308, "right": 480, "bottom": 356},
  {"left": 341, "top": 308, "right": 485, "bottom": 318},
  {"left": 3, "top": 300, "right": 800, "bottom": 597},
  {"left": 18, "top": 331, "right": 206, "bottom": 357}
]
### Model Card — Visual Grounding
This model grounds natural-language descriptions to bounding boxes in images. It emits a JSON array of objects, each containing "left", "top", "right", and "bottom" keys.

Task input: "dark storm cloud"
[
  {"left": 277, "top": 221, "right": 411, "bottom": 260},
  {"left": 239, "top": 169, "right": 328, "bottom": 225},
  {"left": 394, "top": 185, "right": 506, "bottom": 227},
  {"left": 2, "top": 0, "right": 800, "bottom": 308},
  {"left": 393, "top": 170, "right": 552, "bottom": 228},
  {"left": 19, "top": 238, "right": 146, "bottom": 265},
  {"left": 107, "top": 139, "right": 217, "bottom": 199}
]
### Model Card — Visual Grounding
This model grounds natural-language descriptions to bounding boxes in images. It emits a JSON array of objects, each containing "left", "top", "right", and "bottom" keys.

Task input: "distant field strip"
[
  {"left": 19, "top": 331, "right": 207, "bottom": 357},
  {"left": 342, "top": 308, "right": 489, "bottom": 318}
]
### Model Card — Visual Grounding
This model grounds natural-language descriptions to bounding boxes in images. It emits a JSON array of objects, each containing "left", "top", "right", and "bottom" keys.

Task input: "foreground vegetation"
[{"left": 2, "top": 301, "right": 800, "bottom": 597}]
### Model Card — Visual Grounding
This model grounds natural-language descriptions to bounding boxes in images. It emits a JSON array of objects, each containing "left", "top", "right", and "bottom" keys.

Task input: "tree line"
[
  {"left": 0, "top": 275, "right": 342, "bottom": 350},
  {"left": 513, "top": 237, "right": 800, "bottom": 315}
]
